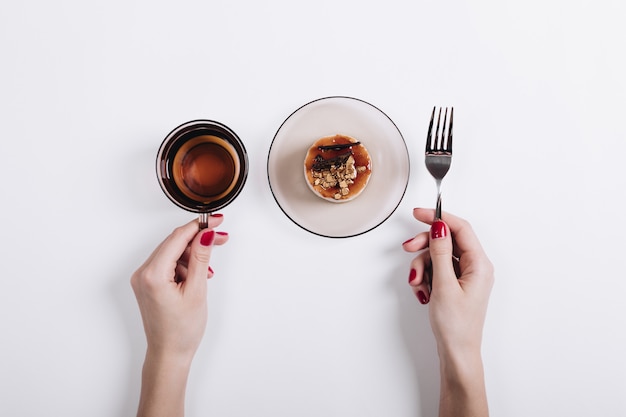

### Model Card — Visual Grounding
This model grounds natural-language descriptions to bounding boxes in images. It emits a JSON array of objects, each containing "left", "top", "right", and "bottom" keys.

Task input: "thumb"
[
  {"left": 429, "top": 220, "right": 456, "bottom": 290},
  {"left": 186, "top": 229, "right": 215, "bottom": 289}
]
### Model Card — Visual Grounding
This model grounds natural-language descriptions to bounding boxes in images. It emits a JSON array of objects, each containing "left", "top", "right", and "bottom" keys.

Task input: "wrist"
[
  {"left": 137, "top": 349, "right": 194, "bottom": 417},
  {"left": 439, "top": 345, "right": 483, "bottom": 379},
  {"left": 437, "top": 347, "right": 488, "bottom": 412},
  {"left": 144, "top": 346, "right": 195, "bottom": 373},
  {"left": 437, "top": 348, "right": 489, "bottom": 417},
  {"left": 145, "top": 334, "right": 201, "bottom": 364}
]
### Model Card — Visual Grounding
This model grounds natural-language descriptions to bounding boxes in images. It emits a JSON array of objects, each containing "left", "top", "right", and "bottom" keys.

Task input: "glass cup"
[{"left": 156, "top": 120, "right": 248, "bottom": 228}]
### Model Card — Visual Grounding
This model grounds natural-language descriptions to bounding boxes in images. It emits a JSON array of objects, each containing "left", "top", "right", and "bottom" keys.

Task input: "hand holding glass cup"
[{"left": 156, "top": 120, "right": 249, "bottom": 228}]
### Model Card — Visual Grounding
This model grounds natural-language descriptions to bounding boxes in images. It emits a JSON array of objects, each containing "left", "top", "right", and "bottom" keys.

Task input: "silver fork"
[{"left": 425, "top": 106, "right": 453, "bottom": 221}]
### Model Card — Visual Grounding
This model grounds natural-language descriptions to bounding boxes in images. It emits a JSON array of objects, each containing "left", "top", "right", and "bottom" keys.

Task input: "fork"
[{"left": 425, "top": 106, "right": 453, "bottom": 221}]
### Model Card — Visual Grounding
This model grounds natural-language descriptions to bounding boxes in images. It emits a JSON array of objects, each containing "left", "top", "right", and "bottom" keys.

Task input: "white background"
[{"left": 1, "top": 0, "right": 625, "bottom": 416}]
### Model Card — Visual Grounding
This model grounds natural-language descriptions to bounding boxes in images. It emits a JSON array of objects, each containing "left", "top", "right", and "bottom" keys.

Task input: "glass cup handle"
[{"left": 199, "top": 212, "right": 210, "bottom": 229}]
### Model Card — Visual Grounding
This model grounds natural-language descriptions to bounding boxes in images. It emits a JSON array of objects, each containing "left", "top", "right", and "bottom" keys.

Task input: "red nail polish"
[
  {"left": 417, "top": 291, "right": 429, "bottom": 304},
  {"left": 431, "top": 220, "right": 447, "bottom": 239},
  {"left": 200, "top": 230, "right": 215, "bottom": 246},
  {"left": 211, "top": 213, "right": 223, "bottom": 218},
  {"left": 208, "top": 266, "right": 214, "bottom": 274},
  {"left": 408, "top": 268, "right": 416, "bottom": 284},
  {"left": 402, "top": 237, "right": 414, "bottom": 246},
  {"left": 216, "top": 231, "right": 229, "bottom": 237}
]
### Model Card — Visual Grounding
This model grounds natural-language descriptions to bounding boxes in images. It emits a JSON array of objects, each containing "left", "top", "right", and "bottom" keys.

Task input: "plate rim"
[{"left": 266, "top": 95, "right": 410, "bottom": 238}]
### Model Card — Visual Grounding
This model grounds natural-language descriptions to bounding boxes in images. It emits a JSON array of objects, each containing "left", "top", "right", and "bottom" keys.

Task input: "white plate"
[{"left": 267, "top": 96, "right": 410, "bottom": 238}]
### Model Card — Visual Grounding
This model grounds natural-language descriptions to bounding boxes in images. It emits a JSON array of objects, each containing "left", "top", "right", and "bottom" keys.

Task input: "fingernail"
[
  {"left": 417, "top": 291, "right": 429, "bottom": 304},
  {"left": 408, "top": 268, "right": 417, "bottom": 284},
  {"left": 211, "top": 213, "right": 223, "bottom": 218},
  {"left": 208, "top": 266, "right": 214, "bottom": 274},
  {"left": 431, "top": 220, "right": 447, "bottom": 239},
  {"left": 216, "top": 231, "right": 229, "bottom": 237},
  {"left": 402, "top": 237, "right": 413, "bottom": 246},
  {"left": 200, "top": 230, "right": 215, "bottom": 246}
]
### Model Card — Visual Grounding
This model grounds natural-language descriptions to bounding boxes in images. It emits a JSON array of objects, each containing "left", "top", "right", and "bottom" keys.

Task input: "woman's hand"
[
  {"left": 131, "top": 214, "right": 229, "bottom": 417},
  {"left": 403, "top": 208, "right": 494, "bottom": 353},
  {"left": 402, "top": 208, "right": 494, "bottom": 417}
]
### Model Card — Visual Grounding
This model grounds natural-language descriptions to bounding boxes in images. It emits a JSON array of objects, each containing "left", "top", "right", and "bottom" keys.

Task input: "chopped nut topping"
[{"left": 311, "top": 153, "right": 366, "bottom": 199}]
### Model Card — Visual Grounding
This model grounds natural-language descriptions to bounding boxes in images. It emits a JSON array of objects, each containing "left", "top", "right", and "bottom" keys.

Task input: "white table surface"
[{"left": 1, "top": 1, "right": 625, "bottom": 416}]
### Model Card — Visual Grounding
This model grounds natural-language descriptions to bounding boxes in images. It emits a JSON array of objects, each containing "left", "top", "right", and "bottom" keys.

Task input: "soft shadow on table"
[
  {"left": 108, "top": 252, "right": 148, "bottom": 416},
  {"left": 385, "top": 219, "right": 440, "bottom": 417}
]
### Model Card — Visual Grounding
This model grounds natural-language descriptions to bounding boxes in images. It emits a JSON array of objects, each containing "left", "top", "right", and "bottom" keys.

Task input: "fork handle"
[{"left": 435, "top": 193, "right": 442, "bottom": 221}]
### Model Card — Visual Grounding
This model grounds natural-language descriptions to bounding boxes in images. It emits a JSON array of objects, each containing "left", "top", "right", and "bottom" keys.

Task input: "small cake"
[{"left": 303, "top": 134, "right": 372, "bottom": 202}]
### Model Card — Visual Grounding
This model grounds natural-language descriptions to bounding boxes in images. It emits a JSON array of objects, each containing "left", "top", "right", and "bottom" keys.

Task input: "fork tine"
[
  {"left": 446, "top": 107, "right": 453, "bottom": 152},
  {"left": 435, "top": 107, "right": 442, "bottom": 151},
  {"left": 425, "top": 106, "right": 436, "bottom": 152},
  {"left": 441, "top": 108, "right": 448, "bottom": 151}
]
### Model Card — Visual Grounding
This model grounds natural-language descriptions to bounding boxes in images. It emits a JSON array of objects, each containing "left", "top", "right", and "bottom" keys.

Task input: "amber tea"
[{"left": 172, "top": 135, "right": 238, "bottom": 201}]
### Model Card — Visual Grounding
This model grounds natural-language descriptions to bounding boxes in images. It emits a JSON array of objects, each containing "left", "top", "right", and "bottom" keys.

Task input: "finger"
[
  {"left": 408, "top": 251, "right": 431, "bottom": 304},
  {"left": 413, "top": 208, "right": 484, "bottom": 255},
  {"left": 204, "top": 232, "right": 227, "bottom": 279},
  {"left": 402, "top": 231, "right": 429, "bottom": 252},
  {"left": 175, "top": 261, "right": 188, "bottom": 283},
  {"left": 179, "top": 245, "right": 191, "bottom": 266},
  {"left": 206, "top": 213, "right": 225, "bottom": 229},
  {"left": 181, "top": 262, "right": 215, "bottom": 281},
  {"left": 184, "top": 229, "right": 216, "bottom": 291},
  {"left": 214, "top": 231, "right": 229, "bottom": 246},
  {"left": 412, "top": 207, "right": 436, "bottom": 226},
  {"left": 428, "top": 219, "right": 457, "bottom": 290},
  {"left": 176, "top": 230, "right": 228, "bottom": 283},
  {"left": 178, "top": 230, "right": 227, "bottom": 264},
  {"left": 413, "top": 280, "right": 430, "bottom": 304},
  {"left": 149, "top": 220, "right": 200, "bottom": 281}
]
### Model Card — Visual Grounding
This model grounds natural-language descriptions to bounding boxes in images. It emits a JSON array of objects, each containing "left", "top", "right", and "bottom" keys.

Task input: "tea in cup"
[{"left": 156, "top": 120, "right": 248, "bottom": 228}]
